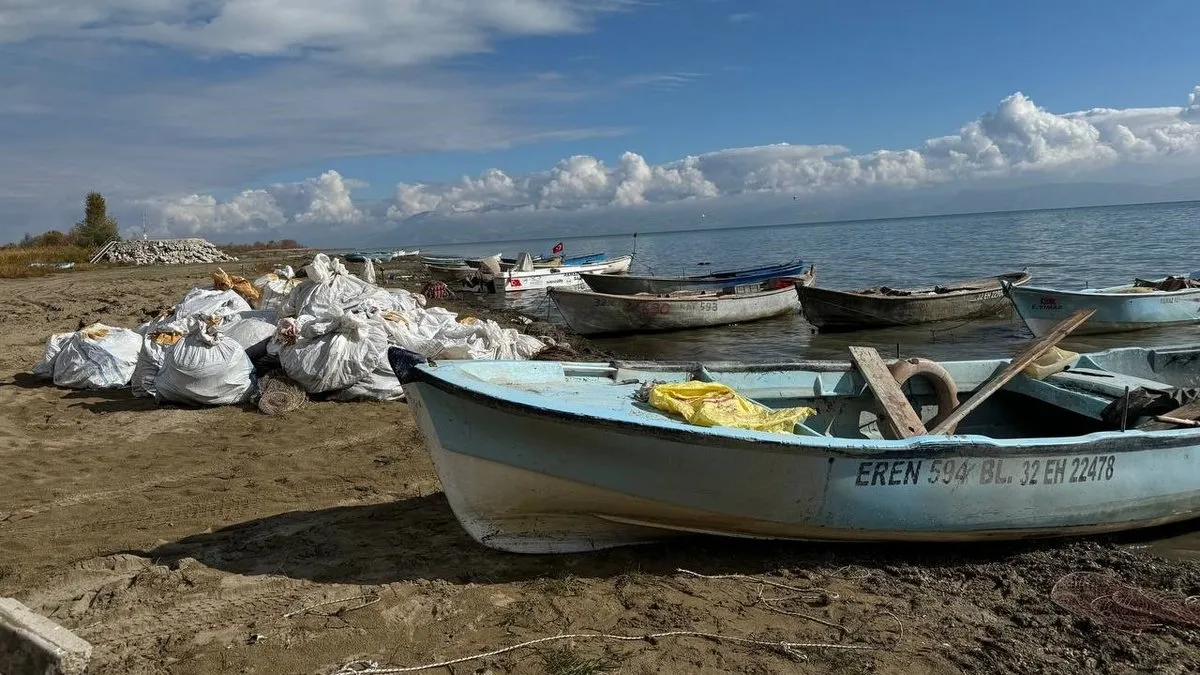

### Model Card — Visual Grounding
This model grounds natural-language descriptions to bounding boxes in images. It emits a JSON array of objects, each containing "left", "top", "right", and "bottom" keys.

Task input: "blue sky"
[
  {"left": 1, "top": 0, "right": 1199, "bottom": 242},
  {"left": 257, "top": 0, "right": 1200, "bottom": 198}
]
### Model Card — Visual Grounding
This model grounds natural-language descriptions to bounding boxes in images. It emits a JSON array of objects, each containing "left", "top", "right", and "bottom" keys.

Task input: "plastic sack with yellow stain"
[
  {"left": 648, "top": 381, "right": 816, "bottom": 434},
  {"left": 213, "top": 267, "right": 262, "bottom": 307}
]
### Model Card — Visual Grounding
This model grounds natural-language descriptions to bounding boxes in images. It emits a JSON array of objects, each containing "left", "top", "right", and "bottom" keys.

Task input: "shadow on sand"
[{"left": 142, "top": 492, "right": 1200, "bottom": 586}]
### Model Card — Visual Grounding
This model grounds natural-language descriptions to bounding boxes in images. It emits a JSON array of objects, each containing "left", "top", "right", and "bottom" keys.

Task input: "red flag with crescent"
[{"left": 552, "top": 242, "right": 564, "bottom": 255}]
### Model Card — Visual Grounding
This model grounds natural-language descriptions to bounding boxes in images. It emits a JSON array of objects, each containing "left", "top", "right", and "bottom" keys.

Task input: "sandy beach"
[{"left": 2, "top": 254, "right": 1198, "bottom": 675}]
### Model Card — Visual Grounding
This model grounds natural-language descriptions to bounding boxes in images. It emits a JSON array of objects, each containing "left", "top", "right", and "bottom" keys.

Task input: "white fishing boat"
[
  {"left": 390, "top": 338, "right": 1200, "bottom": 554},
  {"left": 1007, "top": 275, "right": 1200, "bottom": 337},
  {"left": 462, "top": 254, "right": 633, "bottom": 293},
  {"left": 548, "top": 275, "right": 807, "bottom": 336}
]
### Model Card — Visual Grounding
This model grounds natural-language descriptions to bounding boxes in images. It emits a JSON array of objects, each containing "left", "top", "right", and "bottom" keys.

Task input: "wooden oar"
[
  {"left": 928, "top": 308, "right": 1096, "bottom": 435},
  {"left": 849, "top": 346, "right": 927, "bottom": 439}
]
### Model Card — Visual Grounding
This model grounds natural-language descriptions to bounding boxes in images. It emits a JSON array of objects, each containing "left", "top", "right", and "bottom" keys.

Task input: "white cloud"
[
  {"left": 145, "top": 170, "right": 364, "bottom": 237},
  {"left": 369, "top": 86, "right": 1200, "bottom": 220},
  {"left": 0, "top": 0, "right": 634, "bottom": 66},
  {"left": 148, "top": 86, "right": 1200, "bottom": 241}
]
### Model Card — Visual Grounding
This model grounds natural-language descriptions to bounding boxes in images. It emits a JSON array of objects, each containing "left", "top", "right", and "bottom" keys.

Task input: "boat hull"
[
  {"left": 548, "top": 285, "right": 800, "bottom": 336},
  {"left": 1009, "top": 285, "right": 1200, "bottom": 337},
  {"left": 798, "top": 272, "right": 1030, "bottom": 331},
  {"left": 581, "top": 261, "right": 807, "bottom": 295},
  {"left": 404, "top": 373, "right": 1200, "bottom": 554}
]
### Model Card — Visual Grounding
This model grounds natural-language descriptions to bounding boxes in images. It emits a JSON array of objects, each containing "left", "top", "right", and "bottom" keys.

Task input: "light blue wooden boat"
[
  {"left": 1006, "top": 276, "right": 1200, "bottom": 337},
  {"left": 390, "top": 345, "right": 1200, "bottom": 554}
]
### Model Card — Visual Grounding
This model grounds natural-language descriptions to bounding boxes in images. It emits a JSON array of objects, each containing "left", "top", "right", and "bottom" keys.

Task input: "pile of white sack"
[{"left": 33, "top": 254, "right": 548, "bottom": 406}]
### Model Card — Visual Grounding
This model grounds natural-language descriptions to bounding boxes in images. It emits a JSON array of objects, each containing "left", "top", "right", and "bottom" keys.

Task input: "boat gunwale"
[
  {"left": 579, "top": 259, "right": 805, "bottom": 285},
  {"left": 1010, "top": 282, "right": 1200, "bottom": 299},
  {"left": 798, "top": 271, "right": 1032, "bottom": 303},
  {"left": 401, "top": 354, "right": 1200, "bottom": 458},
  {"left": 546, "top": 283, "right": 800, "bottom": 303}
]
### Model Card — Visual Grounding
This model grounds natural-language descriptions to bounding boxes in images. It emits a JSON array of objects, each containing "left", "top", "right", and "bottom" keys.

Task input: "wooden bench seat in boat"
[{"left": 1004, "top": 368, "right": 1177, "bottom": 422}]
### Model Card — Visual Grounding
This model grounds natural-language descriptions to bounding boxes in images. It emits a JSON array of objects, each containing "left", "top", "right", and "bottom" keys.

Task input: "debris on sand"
[{"left": 96, "top": 239, "right": 236, "bottom": 266}]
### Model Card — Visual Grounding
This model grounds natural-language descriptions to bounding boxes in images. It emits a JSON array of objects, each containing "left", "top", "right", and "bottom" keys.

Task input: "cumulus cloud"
[
  {"left": 148, "top": 87, "right": 1200, "bottom": 239},
  {"left": 146, "top": 171, "right": 365, "bottom": 236},
  {"left": 372, "top": 87, "right": 1200, "bottom": 220}
]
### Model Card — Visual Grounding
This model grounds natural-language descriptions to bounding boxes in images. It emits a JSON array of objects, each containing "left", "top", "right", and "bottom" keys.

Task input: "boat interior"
[
  {"left": 850, "top": 271, "right": 1027, "bottom": 298},
  {"left": 448, "top": 345, "right": 1200, "bottom": 441}
]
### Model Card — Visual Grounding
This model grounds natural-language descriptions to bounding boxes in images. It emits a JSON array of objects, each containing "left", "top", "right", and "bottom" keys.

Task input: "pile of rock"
[{"left": 97, "top": 239, "right": 237, "bottom": 266}]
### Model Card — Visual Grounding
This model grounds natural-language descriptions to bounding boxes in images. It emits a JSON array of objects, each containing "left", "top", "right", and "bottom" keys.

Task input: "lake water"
[
  {"left": 401, "top": 200, "right": 1200, "bottom": 558},
  {"left": 418, "top": 201, "right": 1200, "bottom": 362}
]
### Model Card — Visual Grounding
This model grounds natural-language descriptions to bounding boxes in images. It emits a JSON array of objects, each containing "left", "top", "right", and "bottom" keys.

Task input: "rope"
[
  {"left": 284, "top": 593, "right": 380, "bottom": 619},
  {"left": 329, "top": 630, "right": 876, "bottom": 674}
]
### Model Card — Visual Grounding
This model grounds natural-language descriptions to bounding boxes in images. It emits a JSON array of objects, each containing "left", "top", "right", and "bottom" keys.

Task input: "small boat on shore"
[
  {"left": 1007, "top": 275, "right": 1200, "bottom": 337},
  {"left": 797, "top": 271, "right": 1032, "bottom": 332},
  {"left": 392, "top": 342, "right": 1200, "bottom": 554},
  {"left": 581, "top": 260, "right": 808, "bottom": 295},
  {"left": 420, "top": 252, "right": 503, "bottom": 267},
  {"left": 549, "top": 281, "right": 804, "bottom": 337}
]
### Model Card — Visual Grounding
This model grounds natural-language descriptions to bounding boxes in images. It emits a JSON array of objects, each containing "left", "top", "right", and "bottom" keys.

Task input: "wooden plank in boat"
[
  {"left": 929, "top": 308, "right": 1095, "bottom": 435},
  {"left": 848, "top": 346, "right": 926, "bottom": 439},
  {"left": 1137, "top": 401, "right": 1200, "bottom": 430}
]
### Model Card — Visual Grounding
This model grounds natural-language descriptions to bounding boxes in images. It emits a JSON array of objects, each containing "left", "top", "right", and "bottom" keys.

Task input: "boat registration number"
[{"left": 852, "top": 455, "right": 1117, "bottom": 488}]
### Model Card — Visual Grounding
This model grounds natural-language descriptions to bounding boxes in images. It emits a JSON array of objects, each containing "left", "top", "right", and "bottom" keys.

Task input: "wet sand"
[{"left": 1, "top": 254, "right": 1198, "bottom": 674}]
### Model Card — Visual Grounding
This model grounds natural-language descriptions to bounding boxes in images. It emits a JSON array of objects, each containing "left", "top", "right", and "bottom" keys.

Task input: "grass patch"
[
  {"left": 538, "top": 646, "right": 621, "bottom": 675},
  {"left": 0, "top": 245, "right": 94, "bottom": 278}
]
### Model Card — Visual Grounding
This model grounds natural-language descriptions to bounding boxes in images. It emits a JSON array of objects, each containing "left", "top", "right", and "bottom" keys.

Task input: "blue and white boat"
[
  {"left": 391, "top": 345, "right": 1200, "bottom": 554},
  {"left": 580, "top": 260, "right": 808, "bottom": 295},
  {"left": 1007, "top": 275, "right": 1200, "bottom": 337}
]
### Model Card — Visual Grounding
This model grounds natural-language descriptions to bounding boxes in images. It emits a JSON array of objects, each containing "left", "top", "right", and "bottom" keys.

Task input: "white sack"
[
  {"left": 279, "top": 311, "right": 388, "bottom": 393},
  {"left": 330, "top": 359, "right": 405, "bottom": 402},
  {"left": 32, "top": 332, "right": 73, "bottom": 379},
  {"left": 281, "top": 254, "right": 397, "bottom": 319},
  {"left": 220, "top": 310, "right": 278, "bottom": 362},
  {"left": 138, "top": 288, "right": 252, "bottom": 334},
  {"left": 155, "top": 321, "right": 255, "bottom": 406},
  {"left": 48, "top": 324, "right": 143, "bottom": 389},
  {"left": 253, "top": 266, "right": 302, "bottom": 312}
]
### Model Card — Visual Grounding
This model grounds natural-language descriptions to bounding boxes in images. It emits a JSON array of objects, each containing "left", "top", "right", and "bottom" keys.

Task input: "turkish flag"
[{"left": 552, "top": 242, "right": 564, "bottom": 255}]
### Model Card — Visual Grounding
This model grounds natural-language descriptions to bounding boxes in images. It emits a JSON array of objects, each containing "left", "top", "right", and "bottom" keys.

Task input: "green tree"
[{"left": 71, "top": 191, "right": 120, "bottom": 248}]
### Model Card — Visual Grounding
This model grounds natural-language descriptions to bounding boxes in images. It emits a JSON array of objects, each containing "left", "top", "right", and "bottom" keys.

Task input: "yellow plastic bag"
[{"left": 648, "top": 381, "right": 816, "bottom": 434}]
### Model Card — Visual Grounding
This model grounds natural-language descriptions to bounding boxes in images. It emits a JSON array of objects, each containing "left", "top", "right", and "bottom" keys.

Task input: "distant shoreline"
[{"left": 390, "top": 197, "right": 1200, "bottom": 251}]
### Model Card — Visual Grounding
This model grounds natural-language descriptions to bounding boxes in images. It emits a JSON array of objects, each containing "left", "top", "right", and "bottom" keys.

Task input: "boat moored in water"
[
  {"left": 581, "top": 260, "right": 808, "bottom": 295},
  {"left": 1007, "top": 275, "right": 1200, "bottom": 337},
  {"left": 548, "top": 271, "right": 813, "bottom": 336},
  {"left": 797, "top": 271, "right": 1032, "bottom": 332}
]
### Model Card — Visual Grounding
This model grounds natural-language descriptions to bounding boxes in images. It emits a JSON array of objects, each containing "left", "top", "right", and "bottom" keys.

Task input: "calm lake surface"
[
  {"left": 400, "top": 201, "right": 1200, "bottom": 558},
  {"left": 417, "top": 201, "right": 1200, "bottom": 363}
]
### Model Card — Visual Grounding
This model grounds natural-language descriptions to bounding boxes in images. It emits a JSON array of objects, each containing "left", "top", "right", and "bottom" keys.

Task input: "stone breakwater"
[{"left": 97, "top": 239, "right": 237, "bottom": 266}]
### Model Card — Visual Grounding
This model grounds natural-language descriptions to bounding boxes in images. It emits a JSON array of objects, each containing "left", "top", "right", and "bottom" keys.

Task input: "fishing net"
[
  {"left": 421, "top": 280, "right": 454, "bottom": 300},
  {"left": 1050, "top": 572, "right": 1200, "bottom": 631},
  {"left": 257, "top": 370, "right": 308, "bottom": 416}
]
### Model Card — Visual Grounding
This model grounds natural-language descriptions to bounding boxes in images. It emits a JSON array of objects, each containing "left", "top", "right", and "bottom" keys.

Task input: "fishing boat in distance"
[
  {"left": 797, "top": 271, "right": 1031, "bottom": 332},
  {"left": 548, "top": 271, "right": 813, "bottom": 336},
  {"left": 462, "top": 254, "right": 634, "bottom": 293},
  {"left": 581, "top": 260, "right": 808, "bottom": 295},
  {"left": 391, "top": 341, "right": 1200, "bottom": 554},
  {"left": 1006, "top": 275, "right": 1200, "bottom": 337},
  {"left": 501, "top": 252, "right": 608, "bottom": 269}
]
